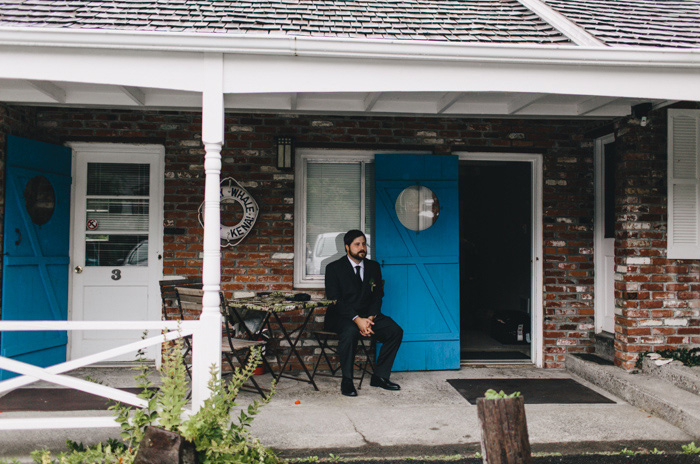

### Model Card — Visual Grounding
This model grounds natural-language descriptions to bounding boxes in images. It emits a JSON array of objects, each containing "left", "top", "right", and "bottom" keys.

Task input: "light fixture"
[{"left": 276, "top": 136, "right": 294, "bottom": 170}]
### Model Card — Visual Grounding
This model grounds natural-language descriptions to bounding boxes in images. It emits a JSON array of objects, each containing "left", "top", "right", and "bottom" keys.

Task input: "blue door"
[
  {"left": 375, "top": 154, "right": 459, "bottom": 371},
  {"left": 1, "top": 136, "right": 71, "bottom": 380}
]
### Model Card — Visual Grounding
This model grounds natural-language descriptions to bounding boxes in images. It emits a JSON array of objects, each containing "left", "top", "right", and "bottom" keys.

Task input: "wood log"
[
  {"left": 133, "top": 426, "right": 197, "bottom": 464},
  {"left": 476, "top": 396, "right": 532, "bottom": 464}
]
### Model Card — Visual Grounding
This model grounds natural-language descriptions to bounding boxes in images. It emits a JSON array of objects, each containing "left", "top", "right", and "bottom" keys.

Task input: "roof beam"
[
  {"left": 363, "top": 92, "right": 382, "bottom": 111},
  {"left": 120, "top": 86, "right": 145, "bottom": 106},
  {"left": 507, "top": 93, "right": 546, "bottom": 114},
  {"left": 436, "top": 92, "right": 463, "bottom": 114},
  {"left": 27, "top": 80, "right": 65, "bottom": 103},
  {"left": 515, "top": 0, "right": 606, "bottom": 47},
  {"left": 577, "top": 97, "right": 620, "bottom": 115}
]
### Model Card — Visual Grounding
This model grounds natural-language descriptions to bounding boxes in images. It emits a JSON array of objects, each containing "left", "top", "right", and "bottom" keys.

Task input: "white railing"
[
  {"left": 0, "top": 319, "right": 201, "bottom": 430},
  {"left": 0, "top": 67, "right": 227, "bottom": 432}
]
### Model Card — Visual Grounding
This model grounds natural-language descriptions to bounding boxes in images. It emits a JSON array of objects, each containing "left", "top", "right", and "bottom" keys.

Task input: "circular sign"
[
  {"left": 86, "top": 219, "right": 99, "bottom": 230},
  {"left": 198, "top": 177, "right": 259, "bottom": 247}
]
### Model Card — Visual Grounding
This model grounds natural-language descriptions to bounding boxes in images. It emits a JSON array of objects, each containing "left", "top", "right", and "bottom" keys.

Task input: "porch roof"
[
  {"left": 543, "top": 0, "right": 700, "bottom": 48},
  {"left": 0, "top": 1, "right": 699, "bottom": 118},
  {"left": 1, "top": 0, "right": 700, "bottom": 49},
  {"left": 0, "top": 0, "right": 571, "bottom": 44}
]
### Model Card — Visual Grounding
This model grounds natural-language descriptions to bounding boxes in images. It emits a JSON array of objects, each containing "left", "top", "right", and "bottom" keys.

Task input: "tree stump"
[
  {"left": 133, "top": 426, "right": 197, "bottom": 464},
  {"left": 476, "top": 396, "right": 532, "bottom": 464}
]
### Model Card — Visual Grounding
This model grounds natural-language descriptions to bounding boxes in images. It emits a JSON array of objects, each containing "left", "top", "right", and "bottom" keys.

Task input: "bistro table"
[{"left": 227, "top": 293, "right": 334, "bottom": 391}]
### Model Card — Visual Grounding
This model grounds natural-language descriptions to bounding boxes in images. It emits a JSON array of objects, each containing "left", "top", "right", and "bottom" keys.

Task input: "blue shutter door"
[
  {"left": 375, "top": 154, "right": 460, "bottom": 371},
  {"left": 1, "top": 135, "right": 71, "bottom": 380}
]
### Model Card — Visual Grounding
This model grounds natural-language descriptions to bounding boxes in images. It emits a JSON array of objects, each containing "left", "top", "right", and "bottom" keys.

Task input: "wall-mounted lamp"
[
  {"left": 276, "top": 136, "right": 294, "bottom": 170},
  {"left": 632, "top": 102, "right": 653, "bottom": 127}
]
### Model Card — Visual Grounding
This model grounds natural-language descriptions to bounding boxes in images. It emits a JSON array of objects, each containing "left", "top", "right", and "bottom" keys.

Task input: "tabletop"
[{"left": 227, "top": 292, "right": 334, "bottom": 313}]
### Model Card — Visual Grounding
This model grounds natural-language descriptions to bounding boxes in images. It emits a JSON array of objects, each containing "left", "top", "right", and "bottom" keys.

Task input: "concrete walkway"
[{"left": 0, "top": 364, "right": 694, "bottom": 461}]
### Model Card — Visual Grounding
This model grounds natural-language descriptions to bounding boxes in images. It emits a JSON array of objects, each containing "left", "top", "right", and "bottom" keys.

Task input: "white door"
[
  {"left": 69, "top": 143, "right": 164, "bottom": 361},
  {"left": 595, "top": 135, "right": 616, "bottom": 334}
]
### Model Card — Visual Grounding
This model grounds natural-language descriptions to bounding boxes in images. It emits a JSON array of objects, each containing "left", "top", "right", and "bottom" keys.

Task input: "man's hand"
[{"left": 355, "top": 317, "right": 374, "bottom": 337}]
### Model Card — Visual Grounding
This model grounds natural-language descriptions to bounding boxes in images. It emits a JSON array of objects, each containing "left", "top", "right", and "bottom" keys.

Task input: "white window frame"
[
  {"left": 294, "top": 149, "right": 376, "bottom": 289},
  {"left": 294, "top": 148, "right": 429, "bottom": 288}
]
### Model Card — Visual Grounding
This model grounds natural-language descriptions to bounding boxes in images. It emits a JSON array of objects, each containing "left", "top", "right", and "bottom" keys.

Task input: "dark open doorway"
[{"left": 459, "top": 160, "right": 532, "bottom": 362}]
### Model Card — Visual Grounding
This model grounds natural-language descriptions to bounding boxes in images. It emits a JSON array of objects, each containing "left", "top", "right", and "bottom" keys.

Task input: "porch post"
[{"left": 192, "top": 53, "right": 225, "bottom": 410}]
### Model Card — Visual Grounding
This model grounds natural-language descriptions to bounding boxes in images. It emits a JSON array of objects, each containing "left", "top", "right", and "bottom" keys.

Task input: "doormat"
[
  {"left": 446, "top": 378, "right": 616, "bottom": 405},
  {"left": 0, "top": 387, "right": 151, "bottom": 412},
  {"left": 461, "top": 351, "right": 530, "bottom": 360}
]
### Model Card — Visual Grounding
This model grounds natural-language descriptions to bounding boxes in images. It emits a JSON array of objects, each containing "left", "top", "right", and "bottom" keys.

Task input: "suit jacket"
[{"left": 324, "top": 255, "right": 383, "bottom": 330}]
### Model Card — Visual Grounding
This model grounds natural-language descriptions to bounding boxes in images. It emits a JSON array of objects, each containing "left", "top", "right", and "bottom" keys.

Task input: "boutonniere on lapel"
[{"left": 369, "top": 278, "right": 377, "bottom": 292}]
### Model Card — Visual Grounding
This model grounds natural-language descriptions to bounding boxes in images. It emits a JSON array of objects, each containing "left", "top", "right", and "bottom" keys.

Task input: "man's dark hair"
[{"left": 343, "top": 229, "right": 366, "bottom": 247}]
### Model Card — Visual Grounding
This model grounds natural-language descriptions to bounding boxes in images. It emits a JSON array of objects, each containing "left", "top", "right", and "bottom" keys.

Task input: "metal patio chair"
[{"left": 174, "top": 286, "right": 267, "bottom": 397}]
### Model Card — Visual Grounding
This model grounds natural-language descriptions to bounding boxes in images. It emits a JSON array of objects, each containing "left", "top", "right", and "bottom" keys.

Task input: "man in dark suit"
[{"left": 324, "top": 229, "right": 403, "bottom": 397}]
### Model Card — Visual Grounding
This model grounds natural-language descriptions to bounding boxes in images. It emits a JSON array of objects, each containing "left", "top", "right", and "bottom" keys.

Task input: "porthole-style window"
[
  {"left": 24, "top": 175, "right": 55, "bottom": 225},
  {"left": 395, "top": 185, "right": 439, "bottom": 231}
]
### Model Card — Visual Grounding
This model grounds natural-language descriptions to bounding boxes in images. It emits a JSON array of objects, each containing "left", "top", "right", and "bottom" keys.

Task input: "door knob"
[{"left": 74, "top": 266, "right": 83, "bottom": 274}]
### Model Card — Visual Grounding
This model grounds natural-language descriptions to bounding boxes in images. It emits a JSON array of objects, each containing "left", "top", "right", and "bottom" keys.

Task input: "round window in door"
[
  {"left": 24, "top": 175, "right": 55, "bottom": 225},
  {"left": 395, "top": 185, "right": 439, "bottom": 231}
]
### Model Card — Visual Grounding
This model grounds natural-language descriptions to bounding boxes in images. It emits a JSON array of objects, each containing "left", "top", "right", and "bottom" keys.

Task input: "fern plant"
[
  {"left": 180, "top": 347, "right": 278, "bottom": 464},
  {"left": 29, "top": 335, "right": 277, "bottom": 464}
]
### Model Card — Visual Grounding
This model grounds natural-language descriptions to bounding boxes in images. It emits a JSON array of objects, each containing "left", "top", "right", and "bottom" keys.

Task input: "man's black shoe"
[
  {"left": 341, "top": 377, "right": 358, "bottom": 397},
  {"left": 370, "top": 375, "right": 400, "bottom": 390}
]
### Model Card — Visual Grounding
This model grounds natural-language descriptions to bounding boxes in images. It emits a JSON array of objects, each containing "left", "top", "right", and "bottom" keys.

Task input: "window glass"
[
  {"left": 87, "top": 163, "right": 149, "bottom": 196},
  {"left": 304, "top": 161, "right": 374, "bottom": 278},
  {"left": 86, "top": 234, "right": 148, "bottom": 267},
  {"left": 24, "top": 175, "right": 55, "bottom": 225},
  {"left": 85, "top": 162, "right": 150, "bottom": 266},
  {"left": 395, "top": 185, "right": 439, "bottom": 231}
]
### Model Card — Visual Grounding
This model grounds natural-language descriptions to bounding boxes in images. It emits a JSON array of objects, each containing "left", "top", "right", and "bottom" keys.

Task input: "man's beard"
[{"left": 349, "top": 250, "right": 366, "bottom": 261}]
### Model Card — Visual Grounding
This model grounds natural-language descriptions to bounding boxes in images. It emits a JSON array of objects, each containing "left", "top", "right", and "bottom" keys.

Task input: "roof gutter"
[{"left": 0, "top": 26, "right": 699, "bottom": 69}]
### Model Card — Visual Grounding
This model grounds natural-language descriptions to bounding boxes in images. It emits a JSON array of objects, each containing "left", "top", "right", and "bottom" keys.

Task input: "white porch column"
[{"left": 191, "top": 53, "right": 225, "bottom": 410}]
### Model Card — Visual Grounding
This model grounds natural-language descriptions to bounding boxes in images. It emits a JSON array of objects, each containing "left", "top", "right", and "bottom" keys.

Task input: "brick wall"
[
  {"left": 614, "top": 105, "right": 700, "bottom": 369},
  {"left": 0, "top": 105, "right": 600, "bottom": 369}
]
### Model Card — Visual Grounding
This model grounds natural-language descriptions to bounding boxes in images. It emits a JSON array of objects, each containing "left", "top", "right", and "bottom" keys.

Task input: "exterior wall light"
[{"left": 276, "top": 136, "right": 294, "bottom": 170}]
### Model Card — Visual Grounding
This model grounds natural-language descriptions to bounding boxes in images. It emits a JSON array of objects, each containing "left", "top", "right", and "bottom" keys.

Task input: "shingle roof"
[
  {"left": 0, "top": 0, "right": 698, "bottom": 48},
  {"left": 0, "top": 0, "right": 571, "bottom": 44},
  {"left": 543, "top": 0, "right": 700, "bottom": 48}
]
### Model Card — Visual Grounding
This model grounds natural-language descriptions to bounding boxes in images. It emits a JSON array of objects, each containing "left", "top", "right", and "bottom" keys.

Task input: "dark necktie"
[{"left": 355, "top": 265, "right": 362, "bottom": 285}]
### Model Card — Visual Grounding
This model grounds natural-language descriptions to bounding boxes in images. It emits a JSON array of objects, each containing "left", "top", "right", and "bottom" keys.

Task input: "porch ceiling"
[{"left": 0, "top": 79, "right": 667, "bottom": 118}]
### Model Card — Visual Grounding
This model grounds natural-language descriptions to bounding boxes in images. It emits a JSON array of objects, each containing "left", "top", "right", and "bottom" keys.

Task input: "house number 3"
[{"left": 111, "top": 269, "right": 122, "bottom": 281}]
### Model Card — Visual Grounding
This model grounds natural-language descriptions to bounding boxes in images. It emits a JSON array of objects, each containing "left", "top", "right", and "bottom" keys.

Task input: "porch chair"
[
  {"left": 159, "top": 277, "right": 202, "bottom": 379},
  {"left": 310, "top": 279, "right": 384, "bottom": 387},
  {"left": 174, "top": 286, "right": 267, "bottom": 397},
  {"left": 310, "top": 327, "right": 375, "bottom": 389}
]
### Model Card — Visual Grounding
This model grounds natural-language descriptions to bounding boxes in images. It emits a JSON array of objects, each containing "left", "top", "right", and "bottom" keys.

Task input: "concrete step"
[
  {"left": 566, "top": 353, "right": 700, "bottom": 440},
  {"left": 642, "top": 354, "right": 700, "bottom": 398}
]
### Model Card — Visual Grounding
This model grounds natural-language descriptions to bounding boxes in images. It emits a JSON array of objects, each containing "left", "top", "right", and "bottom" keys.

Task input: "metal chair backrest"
[
  {"left": 159, "top": 277, "right": 202, "bottom": 318},
  {"left": 174, "top": 286, "right": 227, "bottom": 319}
]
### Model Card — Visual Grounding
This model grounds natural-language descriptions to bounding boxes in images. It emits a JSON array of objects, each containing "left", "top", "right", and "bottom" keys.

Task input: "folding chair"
[
  {"left": 174, "top": 287, "right": 267, "bottom": 397},
  {"left": 159, "top": 277, "right": 202, "bottom": 378},
  {"left": 310, "top": 327, "right": 375, "bottom": 389}
]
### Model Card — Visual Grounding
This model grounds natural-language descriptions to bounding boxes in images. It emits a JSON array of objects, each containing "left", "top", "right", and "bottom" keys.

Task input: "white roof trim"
[
  {"left": 514, "top": 0, "right": 606, "bottom": 47},
  {"left": 0, "top": 27, "right": 697, "bottom": 68}
]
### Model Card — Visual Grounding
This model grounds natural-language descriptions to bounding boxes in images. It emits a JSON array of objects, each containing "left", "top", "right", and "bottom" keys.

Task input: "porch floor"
[{"left": 0, "top": 364, "right": 692, "bottom": 461}]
